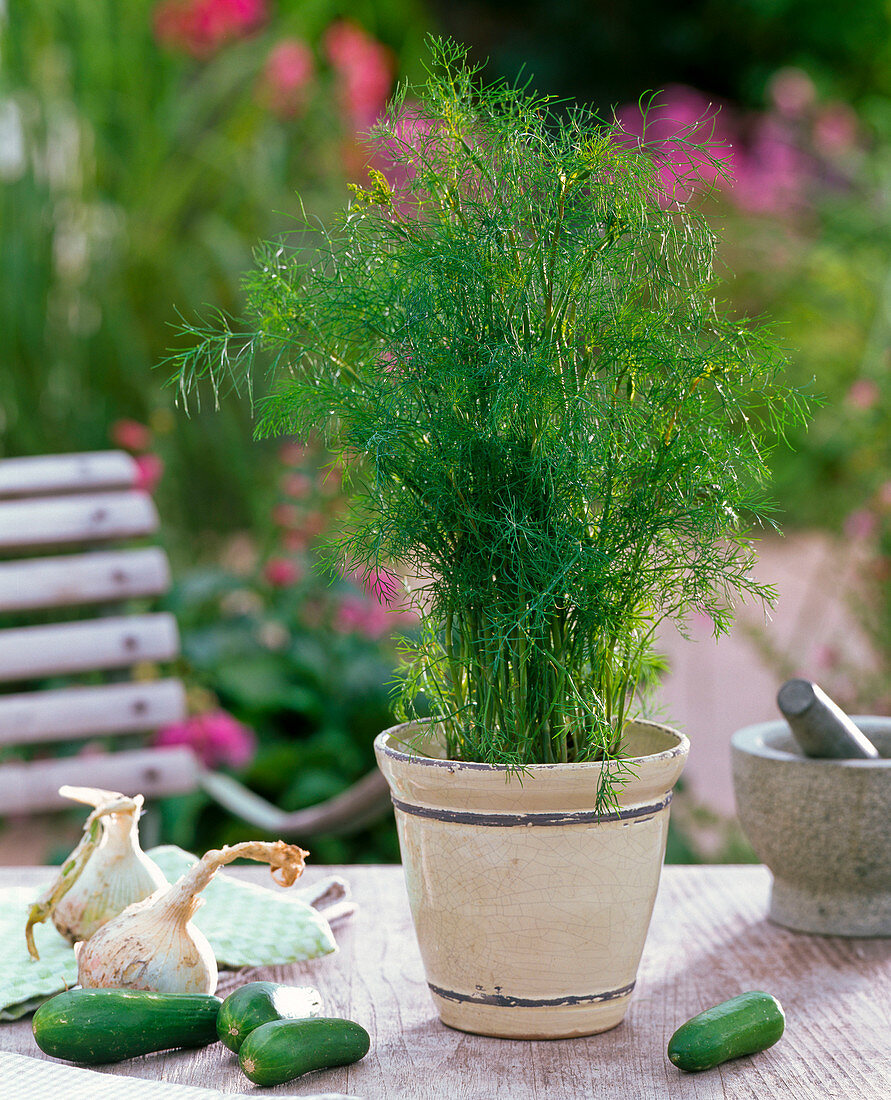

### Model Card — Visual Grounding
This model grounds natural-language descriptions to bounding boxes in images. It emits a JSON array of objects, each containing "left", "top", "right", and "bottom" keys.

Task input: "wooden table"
[{"left": 3, "top": 865, "right": 890, "bottom": 1098}]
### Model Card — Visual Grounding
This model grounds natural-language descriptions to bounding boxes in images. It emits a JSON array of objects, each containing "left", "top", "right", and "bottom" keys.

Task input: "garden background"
[{"left": 3, "top": 0, "right": 891, "bottom": 863}]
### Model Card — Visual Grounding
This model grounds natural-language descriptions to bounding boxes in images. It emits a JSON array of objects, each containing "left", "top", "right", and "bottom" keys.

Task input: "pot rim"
[
  {"left": 732, "top": 716, "right": 891, "bottom": 767},
  {"left": 374, "top": 716, "right": 689, "bottom": 773}
]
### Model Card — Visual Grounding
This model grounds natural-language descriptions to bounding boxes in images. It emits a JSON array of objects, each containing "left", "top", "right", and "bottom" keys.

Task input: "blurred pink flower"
[
  {"left": 263, "top": 557, "right": 303, "bottom": 587},
  {"left": 153, "top": 0, "right": 266, "bottom": 59},
  {"left": 112, "top": 419, "right": 152, "bottom": 452},
  {"left": 333, "top": 594, "right": 370, "bottom": 632},
  {"left": 324, "top": 20, "right": 394, "bottom": 132},
  {"left": 272, "top": 502, "right": 301, "bottom": 528},
  {"left": 261, "top": 38, "right": 314, "bottom": 118},
  {"left": 844, "top": 509, "right": 878, "bottom": 541},
  {"left": 282, "top": 472, "right": 313, "bottom": 499},
  {"left": 340, "top": 565, "right": 399, "bottom": 605},
  {"left": 282, "top": 529, "right": 310, "bottom": 552},
  {"left": 364, "top": 567, "right": 398, "bottom": 604},
  {"left": 768, "top": 68, "right": 817, "bottom": 120},
  {"left": 333, "top": 594, "right": 390, "bottom": 638},
  {"left": 373, "top": 106, "right": 436, "bottom": 193},
  {"left": 619, "top": 84, "right": 819, "bottom": 216},
  {"left": 616, "top": 86, "right": 735, "bottom": 206},
  {"left": 134, "top": 453, "right": 164, "bottom": 493},
  {"left": 846, "top": 378, "right": 880, "bottom": 410},
  {"left": 279, "top": 440, "right": 309, "bottom": 465},
  {"left": 813, "top": 102, "right": 859, "bottom": 157},
  {"left": 878, "top": 481, "right": 891, "bottom": 509},
  {"left": 731, "top": 117, "right": 809, "bottom": 215},
  {"left": 155, "top": 710, "right": 257, "bottom": 768},
  {"left": 302, "top": 511, "right": 327, "bottom": 536}
]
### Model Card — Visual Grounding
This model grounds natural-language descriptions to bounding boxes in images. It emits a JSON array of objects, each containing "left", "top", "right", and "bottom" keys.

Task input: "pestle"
[{"left": 777, "top": 678, "right": 880, "bottom": 759}]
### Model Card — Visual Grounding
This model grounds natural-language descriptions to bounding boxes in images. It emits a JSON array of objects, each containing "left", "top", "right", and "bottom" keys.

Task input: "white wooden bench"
[{"left": 0, "top": 452, "right": 389, "bottom": 834}]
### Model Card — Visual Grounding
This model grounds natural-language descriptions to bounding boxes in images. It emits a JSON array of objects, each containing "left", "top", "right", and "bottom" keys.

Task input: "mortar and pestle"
[{"left": 731, "top": 680, "right": 891, "bottom": 936}]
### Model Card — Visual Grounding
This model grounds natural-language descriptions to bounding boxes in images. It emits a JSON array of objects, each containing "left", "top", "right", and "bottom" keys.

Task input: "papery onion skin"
[
  {"left": 75, "top": 890, "right": 218, "bottom": 995},
  {"left": 76, "top": 840, "right": 308, "bottom": 996}
]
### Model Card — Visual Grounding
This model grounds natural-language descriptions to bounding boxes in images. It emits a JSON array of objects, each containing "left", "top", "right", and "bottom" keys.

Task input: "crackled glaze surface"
[{"left": 375, "top": 719, "right": 689, "bottom": 1038}]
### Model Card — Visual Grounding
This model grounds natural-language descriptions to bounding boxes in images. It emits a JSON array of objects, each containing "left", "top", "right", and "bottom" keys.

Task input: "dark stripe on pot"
[
  {"left": 389, "top": 793, "right": 671, "bottom": 826},
  {"left": 427, "top": 981, "right": 636, "bottom": 1008}
]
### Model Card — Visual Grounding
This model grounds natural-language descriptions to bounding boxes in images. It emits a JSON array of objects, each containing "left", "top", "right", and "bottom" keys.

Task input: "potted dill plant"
[{"left": 172, "top": 40, "right": 805, "bottom": 1039}]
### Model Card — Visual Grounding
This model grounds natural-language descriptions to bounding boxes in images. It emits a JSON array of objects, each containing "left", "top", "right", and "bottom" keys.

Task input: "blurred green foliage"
[
  {"left": 151, "top": 439, "right": 417, "bottom": 862},
  {"left": 159, "top": 566, "right": 406, "bottom": 863},
  {"left": 719, "top": 161, "right": 891, "bottom": 530},
  {"left": 1, "top": 0, "right": 427, "bottom": 563}
]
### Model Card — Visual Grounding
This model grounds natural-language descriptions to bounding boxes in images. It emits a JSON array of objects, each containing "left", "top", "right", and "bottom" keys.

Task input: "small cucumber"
[
  {"left": 32, "top": 988, "right": 222, "bottom": 1065},
  {"left": 668, "top": 990, "right": 785, "bottom": 1073},
  {"left": 217, "top": 981, "right": 323, "bottom": 1052},
  {"left": 238, "top": 1016, "right": 370, "bottom": 1087}
]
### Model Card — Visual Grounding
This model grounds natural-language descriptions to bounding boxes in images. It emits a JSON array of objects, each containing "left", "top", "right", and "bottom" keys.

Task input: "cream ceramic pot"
[{"left": 374, "top": 719, "right": 688, "bottom": 1039}]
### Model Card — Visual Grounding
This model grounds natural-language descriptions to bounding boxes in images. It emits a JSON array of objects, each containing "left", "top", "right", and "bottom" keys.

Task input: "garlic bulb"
[
  {"left": 53, "top": 786, "right": 168, "bottom": 944},
  {"left": 76, "top": 839, "right": 308, "bottom": 995},
  {"left": 25, "top": 786, "right": 166, "bottom": 960}
]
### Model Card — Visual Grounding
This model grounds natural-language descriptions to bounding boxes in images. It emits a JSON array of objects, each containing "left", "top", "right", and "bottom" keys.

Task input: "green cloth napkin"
[
  {"left": 0, "top": 887, "right": 76, "bottom": 1020},
  {"left": 0, "top": 845, "right": 338, "bottom": 1021}
]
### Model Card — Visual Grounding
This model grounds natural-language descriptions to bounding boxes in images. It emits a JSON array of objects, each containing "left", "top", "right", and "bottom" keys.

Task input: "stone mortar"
[{"left": 731, "top": 716, "right": 891, "bottom": 936}]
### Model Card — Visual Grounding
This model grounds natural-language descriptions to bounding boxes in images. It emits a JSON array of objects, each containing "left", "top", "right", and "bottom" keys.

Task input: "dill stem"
[{"left": 515, "top": 620, "right": 528, "bottom": 754}]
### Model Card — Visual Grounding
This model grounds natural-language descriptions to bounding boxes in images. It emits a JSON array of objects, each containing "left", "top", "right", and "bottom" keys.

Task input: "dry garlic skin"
[
  {"left": 52, "top": 809, "right": 168, "bottom": 943},
  {"left": 25, "top": 788, "right": 167, "bottom": 961}
]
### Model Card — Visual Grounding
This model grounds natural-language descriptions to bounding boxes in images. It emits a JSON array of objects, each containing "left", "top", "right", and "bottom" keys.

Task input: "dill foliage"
[{"left": 171, "top": 38, "right": 808, "bottom": 792}]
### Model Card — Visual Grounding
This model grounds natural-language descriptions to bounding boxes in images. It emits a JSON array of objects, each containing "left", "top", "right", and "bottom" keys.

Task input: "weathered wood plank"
[
  {"left": 0, "top": 679, "right": 186, "bottom": 746},
  {"left": 0, "top": 452, "right": 137, "bottom": 499},
  {"left": 0, "top": 613, "right": 179, "bottom": 682},
  {"left": 0, "top": 549, "right": 170, "bottom": 612},
  {"left": 1, "top": 866, "right": 888, "bottom": 1098},
  {"left": 0, "top": 492, "right": 158, "bottom": 552},
  {"left": 0, "top": 746, "right": 200, "bottom": 814}
]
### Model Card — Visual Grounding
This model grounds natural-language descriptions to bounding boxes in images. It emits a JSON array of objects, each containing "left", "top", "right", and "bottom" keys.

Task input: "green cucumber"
[
  {"left": 32, "top": 988, "right": 222, "bottom": 1065},
  {"left": 668, "top": 990, "right": 785, "bottom": 1073},
  {"left": 238, "top": 1016, "right": 370, "bottom": 1087},
  {"left": 217, "top": 981, "right": 323, "bottom": 1052}
]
